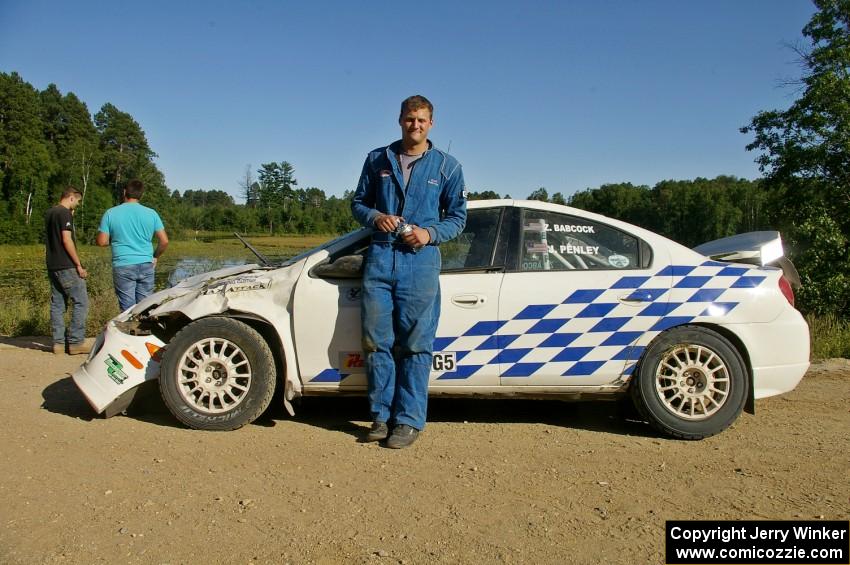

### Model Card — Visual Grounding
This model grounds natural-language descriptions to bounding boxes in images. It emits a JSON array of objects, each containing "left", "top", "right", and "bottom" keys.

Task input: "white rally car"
[{"left": 72, "top": 200, "right": 810, "bottom": 439}]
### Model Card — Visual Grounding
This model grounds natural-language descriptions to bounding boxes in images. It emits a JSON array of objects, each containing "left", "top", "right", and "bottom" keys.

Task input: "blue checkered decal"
[{"left": 309, "top": 261, "right": 769, "bottom": 383}]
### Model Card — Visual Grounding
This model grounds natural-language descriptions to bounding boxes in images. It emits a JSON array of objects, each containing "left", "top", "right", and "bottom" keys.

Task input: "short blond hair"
[{"left": 399, "top": 95, "right": 433, "bottom": 120}]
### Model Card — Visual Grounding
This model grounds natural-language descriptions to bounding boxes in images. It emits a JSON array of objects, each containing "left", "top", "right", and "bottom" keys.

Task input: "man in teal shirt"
[{"left": 97, "top": 179, "right": 169, "bottom": 311}]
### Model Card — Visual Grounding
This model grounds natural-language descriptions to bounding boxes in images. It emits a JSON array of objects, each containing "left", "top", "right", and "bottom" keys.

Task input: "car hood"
[{"left": 120, "top": 261, "right": 304, "bottom": 322}]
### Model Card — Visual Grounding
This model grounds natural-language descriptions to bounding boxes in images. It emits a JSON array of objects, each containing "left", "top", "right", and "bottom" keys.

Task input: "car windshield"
[{"left": 278, "top": 228, "right": 369, "bottom": 267}]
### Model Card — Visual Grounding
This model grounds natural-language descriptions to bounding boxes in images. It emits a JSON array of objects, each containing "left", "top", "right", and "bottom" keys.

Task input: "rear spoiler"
[{"left": 693, "top": 231, "right": 801, "bottom": 287}]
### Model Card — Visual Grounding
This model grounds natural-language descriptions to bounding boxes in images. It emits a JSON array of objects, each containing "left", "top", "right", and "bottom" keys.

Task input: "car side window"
[
  {"left": 519, "top": 209, "right": 642, "bottom": 271},
  {"left": 441, "top": 208, "right": 503, "bottom": 272}
]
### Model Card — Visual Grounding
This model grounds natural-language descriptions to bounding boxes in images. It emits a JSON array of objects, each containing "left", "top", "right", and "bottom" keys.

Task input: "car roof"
[
  {"left": 468, "top": 198, "right": 622, "bottom": 219},
  {"left": 466, "top": 199, "right": 672, "bottom": 248}
]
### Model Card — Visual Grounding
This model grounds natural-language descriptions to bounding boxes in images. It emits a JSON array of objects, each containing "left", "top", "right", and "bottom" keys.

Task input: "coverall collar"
[{"left": 386, "top": 140, "right": 434, "bottom": 202}]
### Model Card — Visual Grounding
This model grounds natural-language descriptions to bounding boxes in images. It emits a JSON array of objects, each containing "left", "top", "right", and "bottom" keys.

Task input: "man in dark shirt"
[{"left": 45, "top": 186, "right": 90, "bottom": 355}]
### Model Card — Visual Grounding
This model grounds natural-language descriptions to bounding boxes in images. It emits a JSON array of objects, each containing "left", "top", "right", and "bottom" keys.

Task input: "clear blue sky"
[{"left": 0, "top": 0, "right": 815, "bottom": 202}]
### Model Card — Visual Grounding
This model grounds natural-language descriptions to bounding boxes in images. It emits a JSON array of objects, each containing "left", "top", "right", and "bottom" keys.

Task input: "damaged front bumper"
[{"left": 72, "top": 322, "right": 166, "bottom": 417}]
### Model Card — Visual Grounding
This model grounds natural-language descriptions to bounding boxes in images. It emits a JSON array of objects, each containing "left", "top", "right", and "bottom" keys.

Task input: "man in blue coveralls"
[{"left": 351, "top": 95, "right": 467, "bottom": 448}]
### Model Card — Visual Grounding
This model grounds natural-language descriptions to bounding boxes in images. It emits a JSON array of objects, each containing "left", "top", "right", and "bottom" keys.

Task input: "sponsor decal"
[
  {"left": 431, "top": 352, "right": 456, "bottom": 373},
  {"left": 379, "top": 170, "right": 392, "bottom": 177},
  {"left": 427, "top": 178, "right": 439, "bottom": 185},
  {"left": 204, "top": 277, "right": 271, "bottom": 295},
  {"left": 525, "top": 242, "right": 550, "bottom": 254},
  {"left": 339, "top": 286, "right": 362, "bottom": 307},
  {"left": 523, "top": 219, "right": 547, "bottom": 233},
  {"left": 225, "top": 280, "right": 271, "bottom": 292},
  {"left": 524, "top": 221, "right": 597, "bottom": 234},
  {"left": 339, "top": 351, "right": 366, "bottom": 373},
  {"left": 558, "top": 244, "right": 599, "bottom": 255},
  {"left": 224, "top": 276, "right": 263, "bottom": 285},
  {"left": 551, "top": 224, "right": 595, "bottom": 234},
  {"left": 526, "top": 243, "right": 600, "bottom": 256},
  {"left": 608, "top": 254, "right": 630, "bottom": 268},
  {"left": 105, "top": 354, "right": 129, "bottom": 385}
]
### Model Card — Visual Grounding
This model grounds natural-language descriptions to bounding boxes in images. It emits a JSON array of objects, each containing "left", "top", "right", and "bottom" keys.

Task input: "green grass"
[
  {"left": 0, "top": 235, "right": 325, "bottom": 337},
  {"left": 807, "top": 314, "right": 850, "bottom": 360}
]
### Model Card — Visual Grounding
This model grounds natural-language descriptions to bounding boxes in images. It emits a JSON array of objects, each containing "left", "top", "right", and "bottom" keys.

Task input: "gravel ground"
[{"left": 1, "top": 337, "right": 848, "bottom": 565}]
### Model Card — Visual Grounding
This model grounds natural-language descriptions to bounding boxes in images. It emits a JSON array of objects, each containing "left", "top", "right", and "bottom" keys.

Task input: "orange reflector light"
[
  {"left": 120, "top": 349, "right": 144, "bottom": 370},
  {"left": 145, "top": 342, "right": 163, "bottom": 361}
]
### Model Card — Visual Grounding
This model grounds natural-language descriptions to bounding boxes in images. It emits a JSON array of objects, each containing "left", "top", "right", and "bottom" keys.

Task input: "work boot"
[
  {"left": 386, "top": 424, "right": 419, "bottom": 449},
  {"left": 365, "top": 421, "right": 389, "bottom": 442},
  {"left": 53, "top": 343, "right": 65, "bottom": 355},
  {"left": 67, "top": 340, "right": 92, "bottom": 355}
]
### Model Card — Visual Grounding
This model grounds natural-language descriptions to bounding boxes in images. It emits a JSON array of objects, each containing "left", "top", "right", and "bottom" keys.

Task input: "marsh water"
[
  {"left": 0, "top": 254, "right": 255, "bottom": 292},
  {"left": 157, "top": 256, "right": 251, "bottom": 287},
  {"left": 0, "top": 233, "right": 318, "bottom": 293},
  {"left": 0, "top": 236, "right": 327, "bottom": 335}
]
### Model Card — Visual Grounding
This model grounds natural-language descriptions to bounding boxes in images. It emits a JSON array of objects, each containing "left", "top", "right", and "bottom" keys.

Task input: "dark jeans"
[
  {"left": 113, "top": 262, "right": 155, "bottom": 312},
  {"left": 49, "top": 268, "right": 89, "bottom": 345}
]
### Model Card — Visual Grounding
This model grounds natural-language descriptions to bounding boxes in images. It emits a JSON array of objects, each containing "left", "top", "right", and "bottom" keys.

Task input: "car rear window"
[{"left": 515, "top": 209, "right": 648, "bottom": 271}]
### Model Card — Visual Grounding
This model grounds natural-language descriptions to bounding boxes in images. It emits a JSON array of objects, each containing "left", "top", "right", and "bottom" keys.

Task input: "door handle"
[
  {"left": 452, "top": 294, "right": 487, "bottom": 308},
  {"left": 618, "top": 291, "right": 654, "bottom": 304}
]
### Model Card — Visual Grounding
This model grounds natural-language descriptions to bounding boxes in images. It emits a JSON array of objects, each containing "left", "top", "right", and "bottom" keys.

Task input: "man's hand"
[
  {"left": 76, "top": 265, "right": 88, "bottom": 279},
  {"left": 152, "top": 257, "right": 158, "bottom": 268},
  {"left": 402, "top": 226, "right": 431, "bottom": 248},
  {"left": 374, "top": 213, "right": 403, "bottom": 233}
]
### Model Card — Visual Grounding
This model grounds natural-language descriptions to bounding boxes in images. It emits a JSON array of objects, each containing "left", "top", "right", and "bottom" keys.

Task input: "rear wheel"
[
  {"left": 159, "top": 317, "right": 276, "bottom": 430},
  {"left": 630, "top": 326, "right": 748, "bottom": 440}
]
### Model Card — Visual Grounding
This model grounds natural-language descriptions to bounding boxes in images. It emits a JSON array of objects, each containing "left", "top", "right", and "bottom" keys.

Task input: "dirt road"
[{"left": 1, "top": 337, "right": 848, "bottom": 565}]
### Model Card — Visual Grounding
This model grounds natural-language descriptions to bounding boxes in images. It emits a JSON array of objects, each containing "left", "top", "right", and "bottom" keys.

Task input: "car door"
[
  {"left": 430, "top": 206, "right": 506, "bottom": 387},
  {"left": 293, "top": 233, "right": 372, "bottom": 390},
  {"left": 294, "top": 206, "right": 507, "bottom": 390},
  {"left": 497, "top": 207, "right": 671, "bottom": 386}
]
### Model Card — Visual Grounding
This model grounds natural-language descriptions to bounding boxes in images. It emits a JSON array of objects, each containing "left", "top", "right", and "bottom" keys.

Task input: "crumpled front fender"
[
  {"left": 72, "top": 324, "right": 165, "bottom": 416},
  {"left": 74, "top": 261, "right": 307, "bottom": 418}
]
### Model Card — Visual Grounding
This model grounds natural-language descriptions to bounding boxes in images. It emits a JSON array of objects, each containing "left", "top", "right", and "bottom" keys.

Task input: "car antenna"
[{"left": 233, "top": 232, "right": 272, "bottom": 266}]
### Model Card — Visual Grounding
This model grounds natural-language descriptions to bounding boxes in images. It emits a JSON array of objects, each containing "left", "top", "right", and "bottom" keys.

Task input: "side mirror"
[{"left": 311, "top": 254, "right": 364, "bottom": 279}]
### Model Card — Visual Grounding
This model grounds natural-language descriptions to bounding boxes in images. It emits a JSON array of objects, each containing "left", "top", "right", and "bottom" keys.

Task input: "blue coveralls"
[{"left": 351, "top": 140, "right": 467, "bottom": 430}]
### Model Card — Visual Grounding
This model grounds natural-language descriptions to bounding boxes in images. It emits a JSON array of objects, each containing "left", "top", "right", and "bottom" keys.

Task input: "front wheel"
[
  {"left": 630, "top": 326, "right": 748, "bottom": 440},
  {"left": 159, "top": 317, "right": 277, "bottom": 431}
]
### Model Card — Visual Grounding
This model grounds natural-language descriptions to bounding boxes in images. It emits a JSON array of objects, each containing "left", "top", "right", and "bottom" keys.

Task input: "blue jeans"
[
  {"left": 361, "top": 244, "right": 441, "bottom": 430},
  {"left": 49, "top": 268, "right": 89, "bottom": 345},
  {"left": 113, "top": 262, "right": 155, "bottom": 312}
]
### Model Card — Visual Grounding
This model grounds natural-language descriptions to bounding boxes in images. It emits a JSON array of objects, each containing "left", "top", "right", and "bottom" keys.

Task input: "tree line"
[
  {"left": 0, "top": 71, "right": 359, "bottom": 245},
  {"left": 0, "top": 72, "right": 767, "bottom": 250}
]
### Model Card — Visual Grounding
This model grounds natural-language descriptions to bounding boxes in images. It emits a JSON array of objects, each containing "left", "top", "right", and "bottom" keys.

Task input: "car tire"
[
  {"left": 159, "top": 317, "right": 277, "bottom": 431},
  {"left": 630, "top": 326, "right": 748, "bottom": 440}
]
